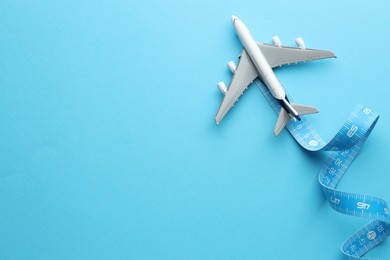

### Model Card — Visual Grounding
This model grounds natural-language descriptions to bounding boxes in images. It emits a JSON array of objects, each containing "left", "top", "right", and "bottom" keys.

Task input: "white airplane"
[{"left": 215, "top": 16, "right": 336, "bottom": 136}]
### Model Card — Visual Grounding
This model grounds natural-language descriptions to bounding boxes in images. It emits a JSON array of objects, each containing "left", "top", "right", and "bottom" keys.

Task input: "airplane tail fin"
[
  {"left": 291, "top": 103, "right": 319, "bottom": 115},
  {"left": 274, "top": 108, "right": 290, "bottom": 136},
  {"left": 274, "top": 104, "right": 319, "bottom": 136}
]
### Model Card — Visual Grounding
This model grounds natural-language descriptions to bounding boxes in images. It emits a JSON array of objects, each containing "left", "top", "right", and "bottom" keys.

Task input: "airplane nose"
[{"left": 231, "top": 15, "right": 238, "bottom": 24}]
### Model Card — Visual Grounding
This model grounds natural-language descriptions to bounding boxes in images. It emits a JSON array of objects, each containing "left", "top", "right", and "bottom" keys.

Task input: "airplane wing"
[
  {"left": 215, "top": 49, "right": 258, "bottom": 125},
  {"left": 257, "top": 43, "right": 336, "bottom": 68}
]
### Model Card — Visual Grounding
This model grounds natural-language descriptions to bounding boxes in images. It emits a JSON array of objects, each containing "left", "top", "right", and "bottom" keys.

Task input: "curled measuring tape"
[{"left": 254, "top": 79, "right": 390, "bottom": 259}]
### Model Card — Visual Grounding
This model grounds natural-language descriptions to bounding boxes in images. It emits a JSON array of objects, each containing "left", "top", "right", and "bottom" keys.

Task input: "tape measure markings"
[{"left": 253, "top": 79, "right": 389, "bottom": 259}]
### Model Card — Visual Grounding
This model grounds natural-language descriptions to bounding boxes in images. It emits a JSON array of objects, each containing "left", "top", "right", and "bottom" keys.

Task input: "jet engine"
[
  {"left": 272, "top": 36, "right": 282, "bottom": 47},
  {"left": 295, "top": 37, "right": 306, "bottom": 49},
  {"left": 217, "top": 81, "right": 227, "bottom": 94},
  {"left": 227, "top": 61, "right": 236, "bottom": 73}
]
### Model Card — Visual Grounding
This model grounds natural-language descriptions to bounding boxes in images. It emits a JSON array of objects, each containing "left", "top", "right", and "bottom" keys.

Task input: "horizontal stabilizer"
[
  {"left": 291, "top": 103, "right": 319, "bottom": 115},
  {"left": 274, "top": 108, "right": 290, "bottom": 136}
]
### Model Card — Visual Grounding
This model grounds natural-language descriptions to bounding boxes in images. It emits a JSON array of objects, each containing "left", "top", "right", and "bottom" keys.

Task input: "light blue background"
[{"left": 1, "top": 1, "right": 389, "bottom": 259}]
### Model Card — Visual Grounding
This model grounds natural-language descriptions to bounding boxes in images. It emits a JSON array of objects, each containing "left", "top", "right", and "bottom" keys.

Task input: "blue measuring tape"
[{"left": 254, "top": 79, "right": 390, "bottom": 259}]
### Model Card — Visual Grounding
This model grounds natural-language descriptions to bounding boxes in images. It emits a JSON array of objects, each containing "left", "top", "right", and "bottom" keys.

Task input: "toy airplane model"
[{"left": 215, "top": 16, "right": 336, "bottom": 136}]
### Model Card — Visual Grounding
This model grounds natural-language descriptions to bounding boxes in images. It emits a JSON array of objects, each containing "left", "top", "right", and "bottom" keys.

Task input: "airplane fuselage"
[{"left": 232, "top": 16, "right": 300, "bottom": 119}]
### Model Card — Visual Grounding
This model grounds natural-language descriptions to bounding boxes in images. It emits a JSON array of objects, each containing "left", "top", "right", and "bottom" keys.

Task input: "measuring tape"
[{"left": 254, "top": 79, "right": 390, "bottom": 259}]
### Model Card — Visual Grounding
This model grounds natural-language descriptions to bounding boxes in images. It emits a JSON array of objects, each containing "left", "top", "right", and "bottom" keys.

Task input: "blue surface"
[{"left": 1, "top": 1, "right": 390, "bottom": 259}]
